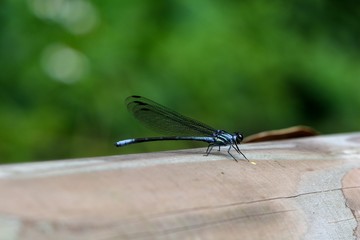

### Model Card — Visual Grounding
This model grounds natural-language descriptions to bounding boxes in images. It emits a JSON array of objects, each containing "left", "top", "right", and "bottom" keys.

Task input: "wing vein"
[{"left": 126, "top": 96, "right": 216, "bottom": 136}]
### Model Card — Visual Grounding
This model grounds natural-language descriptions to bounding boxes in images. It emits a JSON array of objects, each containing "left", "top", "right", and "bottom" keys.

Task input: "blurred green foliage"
[{"left": 1, "top": 0, "right": 360, "bottom": 163}]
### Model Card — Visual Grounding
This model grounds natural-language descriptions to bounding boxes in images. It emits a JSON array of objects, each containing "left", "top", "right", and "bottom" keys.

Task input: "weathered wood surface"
[{"left": 1, "top": 132, "right": 360, "bottom": 240}]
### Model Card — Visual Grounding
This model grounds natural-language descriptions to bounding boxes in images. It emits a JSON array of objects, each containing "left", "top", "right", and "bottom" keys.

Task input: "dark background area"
[{"left": 1, "top": 0, "right": 359, "bottom": 163}]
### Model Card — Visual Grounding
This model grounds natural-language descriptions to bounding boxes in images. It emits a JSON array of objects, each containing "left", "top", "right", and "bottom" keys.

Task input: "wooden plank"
[{"left": 0, "top": 133, "right": 360, "bottom": 240}]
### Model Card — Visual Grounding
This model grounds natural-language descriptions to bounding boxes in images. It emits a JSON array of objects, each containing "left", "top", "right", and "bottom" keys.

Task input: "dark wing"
[{"left": 126, "top": 95, "right": 216, "bottom": 136}]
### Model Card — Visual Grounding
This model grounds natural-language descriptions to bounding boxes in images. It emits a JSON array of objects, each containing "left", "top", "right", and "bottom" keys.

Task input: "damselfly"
[{"left": 115, "top": 96, "right": 247, "bottom": 161}]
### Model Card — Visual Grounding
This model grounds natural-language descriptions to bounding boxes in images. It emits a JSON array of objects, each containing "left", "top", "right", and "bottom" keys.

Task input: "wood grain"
[{"left": 0, "top": 133, "right": 360, "bottom": 240}]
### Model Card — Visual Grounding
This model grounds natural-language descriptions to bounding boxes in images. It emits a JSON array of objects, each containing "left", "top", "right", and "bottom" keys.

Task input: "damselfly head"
[{"left": 234, "top": 132, "right": 244, "bottom": 144}]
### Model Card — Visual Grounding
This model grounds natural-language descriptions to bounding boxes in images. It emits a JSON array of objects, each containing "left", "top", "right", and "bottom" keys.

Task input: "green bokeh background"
[{"left": 1, "top": 0, "right": 359, "bottom": 163}]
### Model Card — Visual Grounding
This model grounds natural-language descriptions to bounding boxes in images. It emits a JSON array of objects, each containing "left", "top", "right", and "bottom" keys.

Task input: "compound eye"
[{"left": 235, "top": 133, "right": 243, "bottom": 143}]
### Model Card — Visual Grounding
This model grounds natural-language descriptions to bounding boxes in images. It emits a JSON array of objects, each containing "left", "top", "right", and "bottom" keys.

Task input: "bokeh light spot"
[
  {"left": 27, "top": 0, "right": 99, "bottom": 34},
  {"left": 41, "top": 43, "right": 89, "bottom": 83}
]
